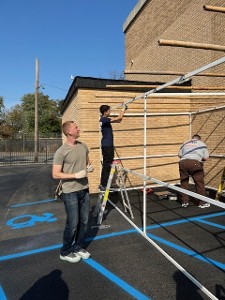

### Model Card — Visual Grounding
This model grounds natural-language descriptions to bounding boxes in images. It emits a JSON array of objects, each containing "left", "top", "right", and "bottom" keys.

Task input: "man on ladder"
[{"left": 98, "top": 103, "right": 128, "bottom": 191}]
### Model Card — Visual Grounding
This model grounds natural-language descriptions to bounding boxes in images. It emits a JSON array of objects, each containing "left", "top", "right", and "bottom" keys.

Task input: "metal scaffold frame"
[
  {"left": 106, "top": 166, "right": 225, "bottom": 300},
  {"left": 111, "top": 57, "right": 225, "bottom": 193},
  {"left": 97, "top": 57, "right": 225, "bottom": 300}
]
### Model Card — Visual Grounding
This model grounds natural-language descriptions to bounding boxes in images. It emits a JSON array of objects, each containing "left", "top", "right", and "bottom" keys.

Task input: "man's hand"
[
  {"left": 75, "top": 170, "right": 87, "bottom": 179},
  {"left": 121, "top": 104, "right": 128, "bottom": 112},
  {"left": 87, "top": 164, "right": 95, "bottom": 173}
]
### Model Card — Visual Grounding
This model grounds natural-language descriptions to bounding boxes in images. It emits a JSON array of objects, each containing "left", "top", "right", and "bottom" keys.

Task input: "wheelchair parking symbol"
[{"left": 6, "top": 213, "right": 57, "bottom": 229}]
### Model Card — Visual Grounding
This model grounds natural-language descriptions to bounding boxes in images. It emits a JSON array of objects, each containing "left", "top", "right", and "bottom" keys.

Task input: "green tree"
[
  {"left": 0, "top": 96, "right": 5, "bottom": 121},
  {"left": 21, "top": 93, "right": 61, "bottom": 136},
  {"left": 5, "top": 104, "right": 23, "bottom": 134},
  {"left": 0, "top": 96, "right": 13, "bottom": 137}
]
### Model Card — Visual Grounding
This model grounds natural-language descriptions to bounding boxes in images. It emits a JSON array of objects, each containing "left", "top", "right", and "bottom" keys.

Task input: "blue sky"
[{"left": 0, "top": 0, "right": 138, "bottom": 109}]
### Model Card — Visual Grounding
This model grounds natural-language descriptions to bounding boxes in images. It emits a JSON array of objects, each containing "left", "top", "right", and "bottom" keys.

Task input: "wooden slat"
[
  {"left": 204, "top": 5, "right": 225, "bottom": 13},
  {"left": 124, "top": 70, "right": 225, "bottom": 77},
  {"left": 158, "top": 39, "right": 225, "bottom": 51}
]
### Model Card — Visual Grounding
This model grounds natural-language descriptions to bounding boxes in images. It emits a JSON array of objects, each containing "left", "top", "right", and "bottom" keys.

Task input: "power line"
[{"left": 41, "top": 83, "right": 68, "bottom": 91}]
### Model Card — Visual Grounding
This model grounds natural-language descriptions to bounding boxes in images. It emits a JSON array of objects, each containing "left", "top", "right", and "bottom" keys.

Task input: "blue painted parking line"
[
  {"left": 196, "top": 219, "right": 225, "bottom": 230},
  {"left": 1, "top": 212, "right": 225, "bottom": 269},
  {"left": 0, "top": 245, "right": 150, "bottom": 300},
  {"left": 0, "top": 244, "right": 61, "bottom": 262},
  {"left": 147, "top": 232, "right": 225, "bottom": 270},
  {"left": 0, "top": 285, "right": 7, "bottom": 300},
  {"left": 1, "top": 208, "right": 225, "bottom": 300},
  {"left": 10, "top": 198, "right": 56, "bottom": 208},
  {"left": 85, "top": 259, "right": 151, "bottom": 300}
]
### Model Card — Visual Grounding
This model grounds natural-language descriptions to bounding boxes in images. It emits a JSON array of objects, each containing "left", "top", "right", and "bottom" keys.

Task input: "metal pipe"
[
  {"left": 112, "top": 57, "right": 225, "bottom": 110},
  {"left": 107, "top": 198, "right": 219, "bottom": 300},
  {"left": 190, "top": 104, "right": 225, "bottom": 115},
  {"left": 114, "top": 153, "right": 224, "bottom": 161},
  {"left": 115, "top": 112, "right": 191, "bottom": 116},
  {"left": 114, "top": 154, "right": 178, "bottom": 160},
  {"left": 123, "top": 167, "right": 225, "bottom": 209},
  {"left": 143, "top": 95, "right": 147, "bottom": 234}
]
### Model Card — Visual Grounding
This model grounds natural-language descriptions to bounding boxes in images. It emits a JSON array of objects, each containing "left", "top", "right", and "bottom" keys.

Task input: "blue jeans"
[
  {"left": 101, "top": 146, "right": 114, "bottom": 186},
  {"left": 60, "top": 188, "right": 90, "bottom": 256}
]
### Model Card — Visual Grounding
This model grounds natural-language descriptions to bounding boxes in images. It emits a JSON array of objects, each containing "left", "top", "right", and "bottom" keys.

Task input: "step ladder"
[
  {"left": 94, "top": 160, "right": 134, "bottom": 225},
  {"left": 215, "top": 167, "right": 225, "bottom": 201}
]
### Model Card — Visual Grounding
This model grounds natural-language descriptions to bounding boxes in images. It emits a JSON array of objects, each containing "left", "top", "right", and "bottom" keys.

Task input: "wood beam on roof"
[
  {"left": 203, "top": 5, "right": 225, "bottom": 13},
  {"left": 158, "top": 39, "right": 225, "bottom": 52},
  {"left": 106, "top": 84, "right": 191, "bottom": 90},
  {"left": 124, "top": 70, "right": 225, "bottom": 77},
  {"left": 106, "top": 84, "right": 225, "bottom": 91}
]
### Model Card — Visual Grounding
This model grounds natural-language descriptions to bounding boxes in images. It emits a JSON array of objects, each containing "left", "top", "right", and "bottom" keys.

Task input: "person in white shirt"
[{"left": 178, "top": 134, "right": 210, "bottom": 208}]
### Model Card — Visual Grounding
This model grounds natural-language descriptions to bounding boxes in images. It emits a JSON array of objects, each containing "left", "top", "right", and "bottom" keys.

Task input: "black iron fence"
[{"left": 0, "top": 137, "right": 62, "bottom": 165}]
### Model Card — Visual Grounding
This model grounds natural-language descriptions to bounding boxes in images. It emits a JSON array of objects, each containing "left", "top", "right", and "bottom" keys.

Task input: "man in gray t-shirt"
[
  {"left": 52, "top": 121, "right": 92, "bottom": 263},
  {"left": 178, "top": 134, "right": 210, "bottom": 209}
]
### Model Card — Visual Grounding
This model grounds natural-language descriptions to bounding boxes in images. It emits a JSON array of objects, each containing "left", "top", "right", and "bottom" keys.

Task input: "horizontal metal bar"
[
  {"left": 114, "top": 154, "right": 224, "bottom": 161},
  {"left": 113, "top": 57, "right": 225, "bottom": 110},
  {"left": 122, "top": 167, "right": 225, "bottom": 209}
]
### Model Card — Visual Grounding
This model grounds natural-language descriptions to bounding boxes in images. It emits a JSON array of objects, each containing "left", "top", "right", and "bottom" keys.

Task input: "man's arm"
[
  {"left": 110, "top": 104, "right": 127, "bottom": 123},
  {"left": 202, "top": 148, "right": 209, "bottom": 161},
  {"left": 52, "top": 164, "right": 86, "bottom": 179},
  {"left": 178, "top": 147, "right": 183, "bottom": 158}
]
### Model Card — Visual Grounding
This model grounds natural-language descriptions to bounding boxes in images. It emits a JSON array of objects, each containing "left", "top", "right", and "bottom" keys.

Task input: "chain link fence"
[{"left": 0, "top": 136, "right": 62, "bottom": 165}]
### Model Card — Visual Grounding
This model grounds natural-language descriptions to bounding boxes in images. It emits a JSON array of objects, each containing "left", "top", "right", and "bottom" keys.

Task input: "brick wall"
[{"left": 124, "top": 0, "right": 225, "bottom": 89}]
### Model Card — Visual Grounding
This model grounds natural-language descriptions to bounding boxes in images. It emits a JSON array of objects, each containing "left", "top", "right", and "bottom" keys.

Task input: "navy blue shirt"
[{"left": 100, "top": 116, "right": 113, "bottom": 146}]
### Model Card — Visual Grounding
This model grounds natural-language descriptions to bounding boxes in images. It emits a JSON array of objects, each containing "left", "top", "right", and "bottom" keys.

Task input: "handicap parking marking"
[
  {"left": 6, "top": 213, "right": 57, "bottom": 229},
  {"left": 3, "top": 198, "right": 59, "bottom": 230}
]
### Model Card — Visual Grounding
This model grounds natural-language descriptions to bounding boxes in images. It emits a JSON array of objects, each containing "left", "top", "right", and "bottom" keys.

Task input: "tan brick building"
[{"left": 61, "top": 0, "right": 225, "bottom": 194}]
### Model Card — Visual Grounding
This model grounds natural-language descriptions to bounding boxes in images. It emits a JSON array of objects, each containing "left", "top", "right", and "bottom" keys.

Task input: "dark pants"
[
  {"left": 100, "top": 146, "right": 114, "bottom": 187},
  {"left": 60, "top": 188, "right": 90, "bottom": 256},
  {"left": 179, "top": 159, "right": 206, "bottom": 205}
]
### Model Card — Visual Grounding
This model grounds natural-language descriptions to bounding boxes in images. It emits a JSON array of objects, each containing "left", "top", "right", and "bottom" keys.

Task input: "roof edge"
[
  {"left": 61, "top": 76, "right": 191, "bottom": 114},
  {"left": 123, "top": 0, "right": 149, "bottom": 32}
]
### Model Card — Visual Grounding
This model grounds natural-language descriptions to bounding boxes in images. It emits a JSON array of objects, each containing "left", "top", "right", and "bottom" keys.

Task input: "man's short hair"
[
  {"left": 99, "top": 105, "right": 110, "bottom": 115},
  {"left": 192, "top": 134, "right": 201, "bottom": 140},
  {"left": 62, "top": 121, "right": 74, "bottom": 136}
]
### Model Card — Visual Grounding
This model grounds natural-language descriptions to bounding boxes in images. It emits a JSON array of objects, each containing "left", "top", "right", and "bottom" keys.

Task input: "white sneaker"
[
  {"left": 60, "top": 252, "right": 81, "bottom": 263},
  {"left": 75, "top": 248, "right": 91, "bottom": 260},
  {"left": 181, "top": 202, "right": 189, "bottom": 208},
  {"left": 198, "top": 203, "right": 210, "bottom": 208}
]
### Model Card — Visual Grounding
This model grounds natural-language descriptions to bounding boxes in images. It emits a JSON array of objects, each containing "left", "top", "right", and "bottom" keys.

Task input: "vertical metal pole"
[
  {"left": 45, "top": 139, "right": 47, "bottom": 164},
  {"left": 189, "top": 113, "right": 192, "bottom": 139},
  {"left": 34, "top": 58, "right": 39, "bottom": 163},
  {"left": 143, "top": 95, "right": 147, "bottom": 234}
]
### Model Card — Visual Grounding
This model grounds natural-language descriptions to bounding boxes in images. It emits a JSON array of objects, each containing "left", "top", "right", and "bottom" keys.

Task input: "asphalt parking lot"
[{"left": 0, "top": 165, "right": 225, "bottom": 300}]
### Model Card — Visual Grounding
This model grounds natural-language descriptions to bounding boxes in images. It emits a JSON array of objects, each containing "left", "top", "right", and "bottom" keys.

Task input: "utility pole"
[{"left": 34, "top": 57, "right": 39, "bottom": 162}]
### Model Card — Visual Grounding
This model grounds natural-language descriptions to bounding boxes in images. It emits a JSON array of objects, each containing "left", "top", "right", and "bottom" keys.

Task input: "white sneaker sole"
[
  {"left": 60, "top": 255, "right": 81, "bottom": 263},
  {"left": 198, "top": 205, "right": 210, "bottom": 208},
  {"left": 75, "top": 252, "right": 90, "bottom": 260}
]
